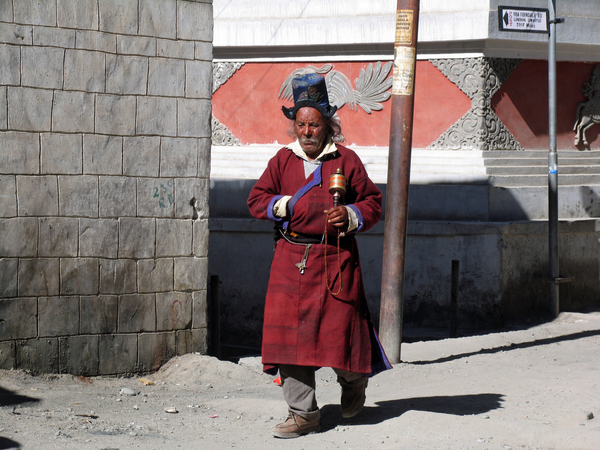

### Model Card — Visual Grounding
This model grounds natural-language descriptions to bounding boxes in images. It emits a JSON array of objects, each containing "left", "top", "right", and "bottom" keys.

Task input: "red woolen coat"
[{"left": 248, "top": 144, "right": 386, "bottom": 375}]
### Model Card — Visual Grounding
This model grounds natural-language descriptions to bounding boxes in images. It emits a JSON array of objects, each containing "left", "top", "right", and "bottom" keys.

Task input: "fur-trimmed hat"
[{"left": 282, "top": 73, "right": 337, "bottom": 120}]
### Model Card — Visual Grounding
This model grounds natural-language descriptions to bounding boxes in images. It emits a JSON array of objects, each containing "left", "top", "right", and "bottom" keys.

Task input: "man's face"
[{"left": 293, "top": 107, "right": 330, "bottom": 159}]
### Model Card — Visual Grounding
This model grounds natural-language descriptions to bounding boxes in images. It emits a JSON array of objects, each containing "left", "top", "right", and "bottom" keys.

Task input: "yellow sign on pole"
[
  {"left": 392, "top": 47, "right": 416, "bottom": 96},
  {"left": 395, "top": 10, "right": 414, "bottom": 46},
  {"left": 392, "top": 10, "right": 416, "bottom": 96}
]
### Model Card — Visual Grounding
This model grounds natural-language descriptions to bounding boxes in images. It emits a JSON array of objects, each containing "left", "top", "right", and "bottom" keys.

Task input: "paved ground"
[{"left": 1, "top": 311, "right": 599, "bottom": 449}]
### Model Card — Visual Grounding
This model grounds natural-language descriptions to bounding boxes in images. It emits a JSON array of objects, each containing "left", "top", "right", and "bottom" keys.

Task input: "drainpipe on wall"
[{"left": 548, "top": 0, "right": 567, "bottom": 317}]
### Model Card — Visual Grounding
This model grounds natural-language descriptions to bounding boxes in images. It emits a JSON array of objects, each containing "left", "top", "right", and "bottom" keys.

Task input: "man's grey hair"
[{"left": 327, "top": 114, "right": 344, "bottom": 143}]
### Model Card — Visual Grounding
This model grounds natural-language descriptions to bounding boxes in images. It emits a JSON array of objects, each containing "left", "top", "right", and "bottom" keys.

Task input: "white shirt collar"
[{"left": 285, "top": 139, "right": 338, "bottom": 162}]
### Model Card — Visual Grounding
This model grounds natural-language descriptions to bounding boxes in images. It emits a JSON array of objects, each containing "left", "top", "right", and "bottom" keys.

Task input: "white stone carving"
[
  {"left": 278, "top": 62, "right": 393, "bottom": 114},
  {"left": 428, "top": 58, "right": 524, "bottom": 150},
  {"left": 212, "top": 116, "right": 241, "bottom": 146},
  {"left": 213, "top": 62, "right": 245, "bottom": 93}
]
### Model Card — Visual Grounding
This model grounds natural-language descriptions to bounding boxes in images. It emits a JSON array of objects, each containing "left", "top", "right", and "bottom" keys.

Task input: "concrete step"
[
  {"left": 481, "top": 150, "right": 600, "bottom": 158},
  {"left": 364, "top": 162, "right": 485, "bottom": 174},
  {"left": 210, "top": 146, "right": 600, "bottom": 186},
  {"left": 412, "top": 149, "right": 484, "bottom": 158},
  {"left": 483, "top": 157, "right": 600, "bottom": 167},
  {"left": 212, "top": 159, "right": 274, "bottom": 168},
  {"left": 366, "top": 157, "right": 600, "bottom": 170},
  {"left": 211, "top": 147, "right": 278, "bottom": 161},
  {"left": 211, "top": 167, "right": 265, "bottom": 179},
  {"left": 406, "top": 164, "right": 487, "bottom": 174},
  {"left": 408, "top": 173, "right": 489, "bottom": 185},
  {"left": 486, "top": 165, "right": 600, "bottom": 175},
  {"left": 412, "top": 157, "right": 485, "bottom": 166},
  {"left": 488, "top": 174, "right": 600, "bottom": 187}
]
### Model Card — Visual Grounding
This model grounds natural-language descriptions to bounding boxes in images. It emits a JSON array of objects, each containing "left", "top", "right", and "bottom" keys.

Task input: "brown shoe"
[
  {"left": 340, "top": 380, "right": 368, "bottom": 418},
  {"left": 272, "top": 412, "right": 320, "bottom": 438}
]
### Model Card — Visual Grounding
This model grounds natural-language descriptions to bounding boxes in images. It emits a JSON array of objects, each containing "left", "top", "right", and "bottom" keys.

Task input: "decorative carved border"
[
  {"left": 212, "top": 116, "right": 241, "bottom": 146},
  {"left": 213, "top": 62, "right": 245, "bottom": 94},
  {"left": 428, "top": 57, "right": 523, "bottom": 150},
  {"left": 212, "top": 62, "right": 245, "bottom": 145}
]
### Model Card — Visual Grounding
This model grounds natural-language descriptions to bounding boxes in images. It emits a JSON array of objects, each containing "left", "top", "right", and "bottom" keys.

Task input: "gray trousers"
[{"left": 279, "top": 364, "right": 368, "bottom": 421}]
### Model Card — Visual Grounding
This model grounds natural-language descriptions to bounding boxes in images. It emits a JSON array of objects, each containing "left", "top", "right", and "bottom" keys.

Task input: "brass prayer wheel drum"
[{"left": 329, "top": 168, "right": 347, "bottom": 206}]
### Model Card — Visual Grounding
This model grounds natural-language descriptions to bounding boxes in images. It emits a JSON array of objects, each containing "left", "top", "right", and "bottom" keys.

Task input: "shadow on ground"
[
  {"left": 408, "top": 329, "right": 600, "bottom": 365},
  {"left": 0, "top": 387, "right": 39, "bottom": 407},
  {"left": 0, "top": 437, "right": 20, "bottom": 450},
  {"left": 0, "top": 387, "right": 39, "bottom": 450},
  {"left": 320, "top": 393, "right": 504, "bottom": 430}
]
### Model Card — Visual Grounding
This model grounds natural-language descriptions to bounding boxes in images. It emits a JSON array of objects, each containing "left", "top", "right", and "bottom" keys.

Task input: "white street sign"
[{"left": 498, "top": 6, "right": 549, "bottom": 33}]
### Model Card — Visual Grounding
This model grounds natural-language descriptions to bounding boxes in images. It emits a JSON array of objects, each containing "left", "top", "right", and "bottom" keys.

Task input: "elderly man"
[{"left": 248, "top": 73, "right": 390, "bottom": 439}]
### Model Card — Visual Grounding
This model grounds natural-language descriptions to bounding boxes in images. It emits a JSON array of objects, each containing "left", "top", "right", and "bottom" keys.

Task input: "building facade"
[{"left": 209, "top": 0, "right": 600, "bottom": 353}]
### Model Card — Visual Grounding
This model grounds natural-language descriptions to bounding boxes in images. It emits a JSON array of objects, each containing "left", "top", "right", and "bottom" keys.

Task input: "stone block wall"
[{"left": 0, "top": 0, "right": 213, "bottom": 376}]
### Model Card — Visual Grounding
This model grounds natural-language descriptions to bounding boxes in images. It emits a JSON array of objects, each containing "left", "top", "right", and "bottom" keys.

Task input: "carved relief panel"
[
  {"left": 428, "top": 57, "right": 524, "bottom": 150},
  {"left": 574, "top": 65, "right": 600, "bottom": 146}
]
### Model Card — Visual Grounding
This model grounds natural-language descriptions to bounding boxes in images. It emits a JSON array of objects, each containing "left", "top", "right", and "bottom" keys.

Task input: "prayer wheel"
[{"left": 329, "top": 168, "right": 347, "bottom": 207}]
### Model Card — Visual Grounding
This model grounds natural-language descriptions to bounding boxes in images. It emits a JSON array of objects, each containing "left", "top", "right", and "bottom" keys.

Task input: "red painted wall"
[
  {"left": 212, "top": 61, "right": 471, "bottom": 148},
  {"left": 494, "top": 60, "right": 599, "bottom": 150},
  {"left": 413, "top": 61, "right": 471, "bottom": 148},
  {"left": 213, "top": 60, "right": 600, "bottom": 149}
]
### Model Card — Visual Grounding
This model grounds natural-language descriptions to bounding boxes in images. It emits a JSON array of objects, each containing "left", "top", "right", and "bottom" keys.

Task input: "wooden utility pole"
[{"left": 379, "top": 0, "right": 420, "bottom": 364}]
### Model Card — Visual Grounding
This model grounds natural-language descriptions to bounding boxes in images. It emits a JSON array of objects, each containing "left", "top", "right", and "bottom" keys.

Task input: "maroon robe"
[{"left": 248, "top": 144, "right": 383, "bottom": 374}]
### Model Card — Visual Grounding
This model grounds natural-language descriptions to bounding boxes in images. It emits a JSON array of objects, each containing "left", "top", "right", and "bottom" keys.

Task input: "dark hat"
[{"left": 282, "top": 73, "right": 337, "bottom": 120}]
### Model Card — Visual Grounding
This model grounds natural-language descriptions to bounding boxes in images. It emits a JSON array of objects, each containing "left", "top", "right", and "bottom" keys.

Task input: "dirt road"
[{"left": 1, "top": 311, "right": 599, "bottom": 449}]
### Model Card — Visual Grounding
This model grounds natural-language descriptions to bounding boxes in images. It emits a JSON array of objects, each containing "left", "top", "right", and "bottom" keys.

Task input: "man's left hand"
[{"left": 325, "top": 206, "right": 348, "bottom": 229}]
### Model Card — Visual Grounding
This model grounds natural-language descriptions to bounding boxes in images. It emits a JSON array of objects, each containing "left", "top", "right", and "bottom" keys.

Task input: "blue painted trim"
[
  {"left": 347, "top": 204, "right": 364, "bottom": 232},
  {"left": 369, "top": 325, "right": 393, "bottom": 377},
  {"left": 283, "top": 164, "right": 323, "bottom": 229},
  {"left": 267, "top": 195, "right": 284, "bottom": 223}
]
